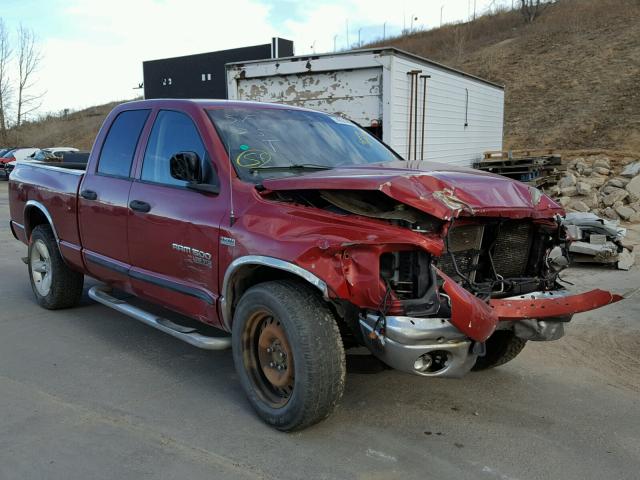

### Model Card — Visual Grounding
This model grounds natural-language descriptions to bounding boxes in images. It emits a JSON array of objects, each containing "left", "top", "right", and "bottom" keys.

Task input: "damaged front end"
[{"left": 260, "top": 167, "right": 624, "bottom": 378}]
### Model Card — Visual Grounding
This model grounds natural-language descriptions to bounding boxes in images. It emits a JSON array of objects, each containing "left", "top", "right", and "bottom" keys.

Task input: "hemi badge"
[{"left": 220, "top": 236, "right": 236, "bottom": 247}]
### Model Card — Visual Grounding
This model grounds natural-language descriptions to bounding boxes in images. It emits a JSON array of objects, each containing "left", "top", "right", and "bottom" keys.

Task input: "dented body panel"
[
  {"left": 489, "top": 289, "right": 624, "bottom": 321},
  {"left": 262, "top": 160, "right": 564, "bottom": 220}
]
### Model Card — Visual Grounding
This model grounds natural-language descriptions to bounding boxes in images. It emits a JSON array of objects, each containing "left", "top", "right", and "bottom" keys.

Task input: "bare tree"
[
  {"left": 16, "top": 24, "right": 43, "bottom": 127},
  {"left": 520, "top": 0, "right": 547, "bottom": 23},
  {"left": 452, "top": 25, "right": 469, "bottom": 64},
  {"left": 0, "top": 19, "right": 12, "bottom": 138}
]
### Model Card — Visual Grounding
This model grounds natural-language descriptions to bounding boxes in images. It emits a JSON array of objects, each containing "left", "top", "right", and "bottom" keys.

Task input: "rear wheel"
[
  {"left": 472, "top": 330, "right": 527, "bottom": 371},
  {"left": 232, "top": 280, "right": 345, "bottom": 431},
  {"left": 28, "top": 225, "right": 84, "bottom": 309}
]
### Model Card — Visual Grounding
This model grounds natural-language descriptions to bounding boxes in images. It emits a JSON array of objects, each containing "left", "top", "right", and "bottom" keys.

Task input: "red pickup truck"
[{"left": 8, "top": 99, "right": 623, "bottom": 431}]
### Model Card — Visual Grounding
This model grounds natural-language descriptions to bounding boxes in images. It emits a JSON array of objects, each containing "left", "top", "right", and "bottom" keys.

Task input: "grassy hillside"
[
  {"left": 2, "top": 101, "right": 122, "bottom": 151},
  {"left": 369, "top": 0, "right": 640, "bottom": 152},
  {"left": 3, "top": 0, "right": 639, "bottom": 154}
]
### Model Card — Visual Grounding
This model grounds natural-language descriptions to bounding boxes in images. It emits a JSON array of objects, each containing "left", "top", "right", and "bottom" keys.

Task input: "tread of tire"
[
  {"left": 233, "top": 279, "right": 346, "bottom": 431},
  {"left": 472, "top": 331, "right": 527, "bottom": 371},
  {"left": 30, "top": 225, "right": 84, "bottom": 309}
]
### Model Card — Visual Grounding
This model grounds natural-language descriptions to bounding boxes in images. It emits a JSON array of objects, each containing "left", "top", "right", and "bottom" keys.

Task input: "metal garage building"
[
  {"left": 225, "top": 48, "right": 504, "bottom": 166},
  {"left": 143, "top": 38, "right": 294, "bottom": 100}
]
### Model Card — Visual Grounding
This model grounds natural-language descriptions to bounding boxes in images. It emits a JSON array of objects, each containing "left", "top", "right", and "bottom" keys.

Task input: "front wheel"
[
  {"left": 472, "top": 330, "right": 527, "bottom": 371},
  {"left": 28, "top": 224, "right": 84, "bottom": 309},
  {"left": 232, "top": 280, "right": 346, "bottom": 431}
]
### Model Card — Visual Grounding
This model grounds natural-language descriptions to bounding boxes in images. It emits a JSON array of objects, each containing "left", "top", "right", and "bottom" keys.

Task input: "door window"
[
  {"left": 141, "top": 110, "right": 206, "bottom": 187},
  {"left": 97, "top": 109, "right": 150, "bottom": 178}
]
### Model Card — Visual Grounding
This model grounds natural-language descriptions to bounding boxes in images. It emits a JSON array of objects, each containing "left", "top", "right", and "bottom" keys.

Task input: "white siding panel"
[{"left": 388, "top": 55, "right": 503, "bottom": 166}]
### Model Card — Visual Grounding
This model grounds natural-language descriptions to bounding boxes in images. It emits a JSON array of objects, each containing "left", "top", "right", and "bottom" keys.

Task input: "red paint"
[
  {"left": 489, "top": 289, "right": 624, "bottom": 320},
  {"left": 262, "top": 160, "right": 564, "bottom": 220},
  {"left": 436, "top": 268, "right": 499, "bottom": 342},
  {"left": 7, "top": 99, "right": 622, "bottom": 339}
]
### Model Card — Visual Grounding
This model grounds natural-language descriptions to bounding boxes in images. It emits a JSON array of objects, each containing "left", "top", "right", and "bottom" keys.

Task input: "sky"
[{"left": 1, "top": 0, "right": 508, "bottom": 117}]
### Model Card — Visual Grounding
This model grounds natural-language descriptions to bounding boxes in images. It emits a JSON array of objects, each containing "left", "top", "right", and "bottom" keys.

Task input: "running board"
[{"left": 88, "top": 285, "right": 231, "bottom": 350}]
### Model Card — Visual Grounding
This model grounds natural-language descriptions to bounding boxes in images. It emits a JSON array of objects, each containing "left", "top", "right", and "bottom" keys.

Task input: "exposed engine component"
[
  {"left": 380, "top": 250, "right": 430, "bottom": 300},
  {"left": 436, "top": 219, "right": 561, "bottom": 297},
  {"left": 379, "top": 250, "right": 440, "bottom": 317},
  {"left": 272, "top": 189, "right": 443, "bottom": 232}
]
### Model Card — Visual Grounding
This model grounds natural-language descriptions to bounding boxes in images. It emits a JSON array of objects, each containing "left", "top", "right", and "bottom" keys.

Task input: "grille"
[
  {"left": 440, "top": 225, "right": 484, "bottom": 282},
  {"left": 491, "top": 222, "right": 533, "bottom": 277},
  {"left": 439, "top": 221, "right": 533, "bottom": 282}
]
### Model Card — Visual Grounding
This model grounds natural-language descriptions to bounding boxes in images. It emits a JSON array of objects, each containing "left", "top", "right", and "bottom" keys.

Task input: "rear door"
[
  {"left": 78, "top": 109, "right": 150, "bottom": 284},
  {"left": 127, "top": 109, "right": 227, "bottom": 325}
]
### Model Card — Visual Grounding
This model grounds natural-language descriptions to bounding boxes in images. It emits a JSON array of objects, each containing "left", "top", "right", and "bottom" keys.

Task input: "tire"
[
  {"left": 472, "top": 330, "right": 527, "bottom": 371},
  {"left": 232, "top": 280, "right": 346, "bottom": 431},
  {"left": 28, "top": 224, "right": 84, "bottom": 309}
]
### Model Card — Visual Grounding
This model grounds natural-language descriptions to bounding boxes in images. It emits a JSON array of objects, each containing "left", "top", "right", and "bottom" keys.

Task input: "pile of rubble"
[
  {"left": 562, "top": 213, "right": 634, "bottom": 270},
  {"left": 549, "top": 154, "right": 640, "bottom": 222}
]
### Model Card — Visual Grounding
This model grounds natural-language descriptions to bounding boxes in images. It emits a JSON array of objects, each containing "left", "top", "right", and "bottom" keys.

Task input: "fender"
[
  {"left": 220, "top": 255, "right": 328, "bottom": 330},
  {"left": 24, "top": 200, "right": 61, "bottom": 243}
]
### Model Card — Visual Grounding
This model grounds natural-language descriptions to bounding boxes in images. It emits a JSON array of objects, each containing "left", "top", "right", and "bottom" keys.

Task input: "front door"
[
  {"left": 78, "top": 108, "right": 151, "bottom": 284},
  {"left": 127, "top": 109, "right": 226, "bottom": 325}
]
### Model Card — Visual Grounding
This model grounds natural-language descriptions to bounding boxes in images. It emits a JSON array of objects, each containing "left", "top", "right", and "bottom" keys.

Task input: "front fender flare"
[{"left": 220, "top": 255, "right": 329, "bottom": 330}]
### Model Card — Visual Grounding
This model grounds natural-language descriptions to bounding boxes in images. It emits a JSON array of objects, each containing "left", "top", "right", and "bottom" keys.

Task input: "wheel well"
[
  {"left": 25, "top": 207, "right": 50, "bottom": 240},
  {"left": 226, "top": 264, "right": 359, "bottom": 346},
  {"left": 228, "top": 265, "right": 308, "bottom": 319}
]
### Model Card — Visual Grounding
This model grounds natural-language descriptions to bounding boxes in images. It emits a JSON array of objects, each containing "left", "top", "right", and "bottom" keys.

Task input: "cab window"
[
  {"left": 97, "top": 109, "right": 150, "bottom": 178},
  {"left": 141, "top": 110, "right": 206, "bottom": 187}
]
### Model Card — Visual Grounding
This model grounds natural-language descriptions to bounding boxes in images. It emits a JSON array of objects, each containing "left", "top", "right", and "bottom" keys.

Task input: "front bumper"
[
  {"left": 359, "top": 288, "right": 624, "bottom": 378},
  {"left": 359, "top": 313, "right": 478, "bottom": 378}
]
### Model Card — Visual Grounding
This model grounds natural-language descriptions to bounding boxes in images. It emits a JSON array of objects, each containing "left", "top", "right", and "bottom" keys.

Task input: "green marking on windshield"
[{"left": 240, "top": 144, "right": 249, "bottom": 151}]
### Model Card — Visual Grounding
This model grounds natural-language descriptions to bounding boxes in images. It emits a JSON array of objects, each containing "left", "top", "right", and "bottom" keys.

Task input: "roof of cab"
[{"left": 118, "top": 98, "right": 315, "bottom": 113}]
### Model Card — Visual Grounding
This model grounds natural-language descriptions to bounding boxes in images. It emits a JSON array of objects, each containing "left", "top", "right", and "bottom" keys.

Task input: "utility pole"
[
  {"left": 410, "top": 15, "right": 417, "bottom": 32},
  {"left": 440, "top": 5, "right": 444, "bottom": 26},
  {"left": 473, "top": 0, "right": 477, "bottom": 20},
  {"left": 333, "top": 34, "right": 338, "bottom": 52},
  {"left": 346, "top": 19, "right": 349, "bottom": 48},
  {"left": 383, "top": 21, "right": 386, "bottom": 40},
  {"left": 358, "top": 28, "right": 362, "bottom": 47}
]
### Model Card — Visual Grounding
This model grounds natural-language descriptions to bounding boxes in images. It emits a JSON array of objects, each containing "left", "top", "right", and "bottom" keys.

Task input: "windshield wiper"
[{"left": 250, "top": 163, "right": 333, "bottom": 173}]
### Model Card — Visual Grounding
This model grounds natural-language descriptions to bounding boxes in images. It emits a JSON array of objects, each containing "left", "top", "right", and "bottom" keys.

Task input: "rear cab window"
[{"left": 97, "top": 109, "right": 150, "bottom": 177}]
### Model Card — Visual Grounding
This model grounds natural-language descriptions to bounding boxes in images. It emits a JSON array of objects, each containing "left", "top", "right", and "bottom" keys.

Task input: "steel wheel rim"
[
  {"left": 31, "top": 239, "right": 52, "bottom": 296},
  {"left": 242, "top": 309, "right": 295, "bottom": 408}
]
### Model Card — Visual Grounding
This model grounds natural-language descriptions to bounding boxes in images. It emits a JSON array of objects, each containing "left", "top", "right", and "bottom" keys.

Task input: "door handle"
[
  {"left": 129, "top": 200, "right": 151, "bottom": 213},
  {"left": 80, "top": 189, "right": 98, "bottom": 200}
]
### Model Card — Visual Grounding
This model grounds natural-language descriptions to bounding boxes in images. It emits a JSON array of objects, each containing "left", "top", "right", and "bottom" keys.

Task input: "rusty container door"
[{"left": 233, "top": 67, "right": 382, "bottom": 128}]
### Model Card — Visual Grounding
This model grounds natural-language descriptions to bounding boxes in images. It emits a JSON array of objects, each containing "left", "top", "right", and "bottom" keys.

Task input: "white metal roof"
[{"left": 225, "top": 46, "right": 504, "bottom": 90}]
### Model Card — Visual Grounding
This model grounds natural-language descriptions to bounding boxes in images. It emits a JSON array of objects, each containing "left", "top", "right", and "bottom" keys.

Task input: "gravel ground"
[{"left": 0, "top": 181, "right": 638, "bottom": 480}]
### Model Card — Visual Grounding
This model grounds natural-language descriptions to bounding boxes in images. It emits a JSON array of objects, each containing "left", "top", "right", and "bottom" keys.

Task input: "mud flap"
[{"left": 435, "top": 268, "right": 498, "bottom": 343}]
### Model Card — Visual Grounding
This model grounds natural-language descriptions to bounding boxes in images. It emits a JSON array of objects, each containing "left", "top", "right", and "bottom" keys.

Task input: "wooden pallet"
[{"left": 474, "top": 150, "right": 563, "bottom": 187}]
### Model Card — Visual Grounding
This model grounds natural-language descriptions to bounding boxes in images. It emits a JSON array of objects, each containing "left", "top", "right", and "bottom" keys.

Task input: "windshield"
[{"left": 207, "top": 107, "right": 399, "bottom": 181}]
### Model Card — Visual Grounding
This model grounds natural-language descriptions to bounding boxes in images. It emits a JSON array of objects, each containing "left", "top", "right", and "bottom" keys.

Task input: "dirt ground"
[{"left": 0, "top": 181, "right": 638, "bottom": 480}]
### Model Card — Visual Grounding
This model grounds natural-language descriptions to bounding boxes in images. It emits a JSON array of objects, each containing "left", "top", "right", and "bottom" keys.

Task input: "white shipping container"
[{"left": 225, "top": 48, "right": 504, "bottom": 167}]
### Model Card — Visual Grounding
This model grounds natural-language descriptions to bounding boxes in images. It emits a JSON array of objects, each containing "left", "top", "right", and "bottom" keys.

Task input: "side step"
[{"left": 88, "top": 285, "right": 231, "bottom": 350}]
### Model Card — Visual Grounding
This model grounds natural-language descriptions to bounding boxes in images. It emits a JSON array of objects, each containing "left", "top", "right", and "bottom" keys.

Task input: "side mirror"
[{"left": 170, "top": 151, "right": 202, "bottom": 183}]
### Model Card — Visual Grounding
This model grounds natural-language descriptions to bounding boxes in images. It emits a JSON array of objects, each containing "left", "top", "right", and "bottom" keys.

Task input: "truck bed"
[{"left": 8, "top": 161, "right": 85, "bottom": 270}]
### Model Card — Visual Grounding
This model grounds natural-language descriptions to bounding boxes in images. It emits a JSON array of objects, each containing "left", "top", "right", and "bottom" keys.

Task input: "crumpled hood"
[{"left": 261, "top": 160, "right": 563, "bottom": 220}]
